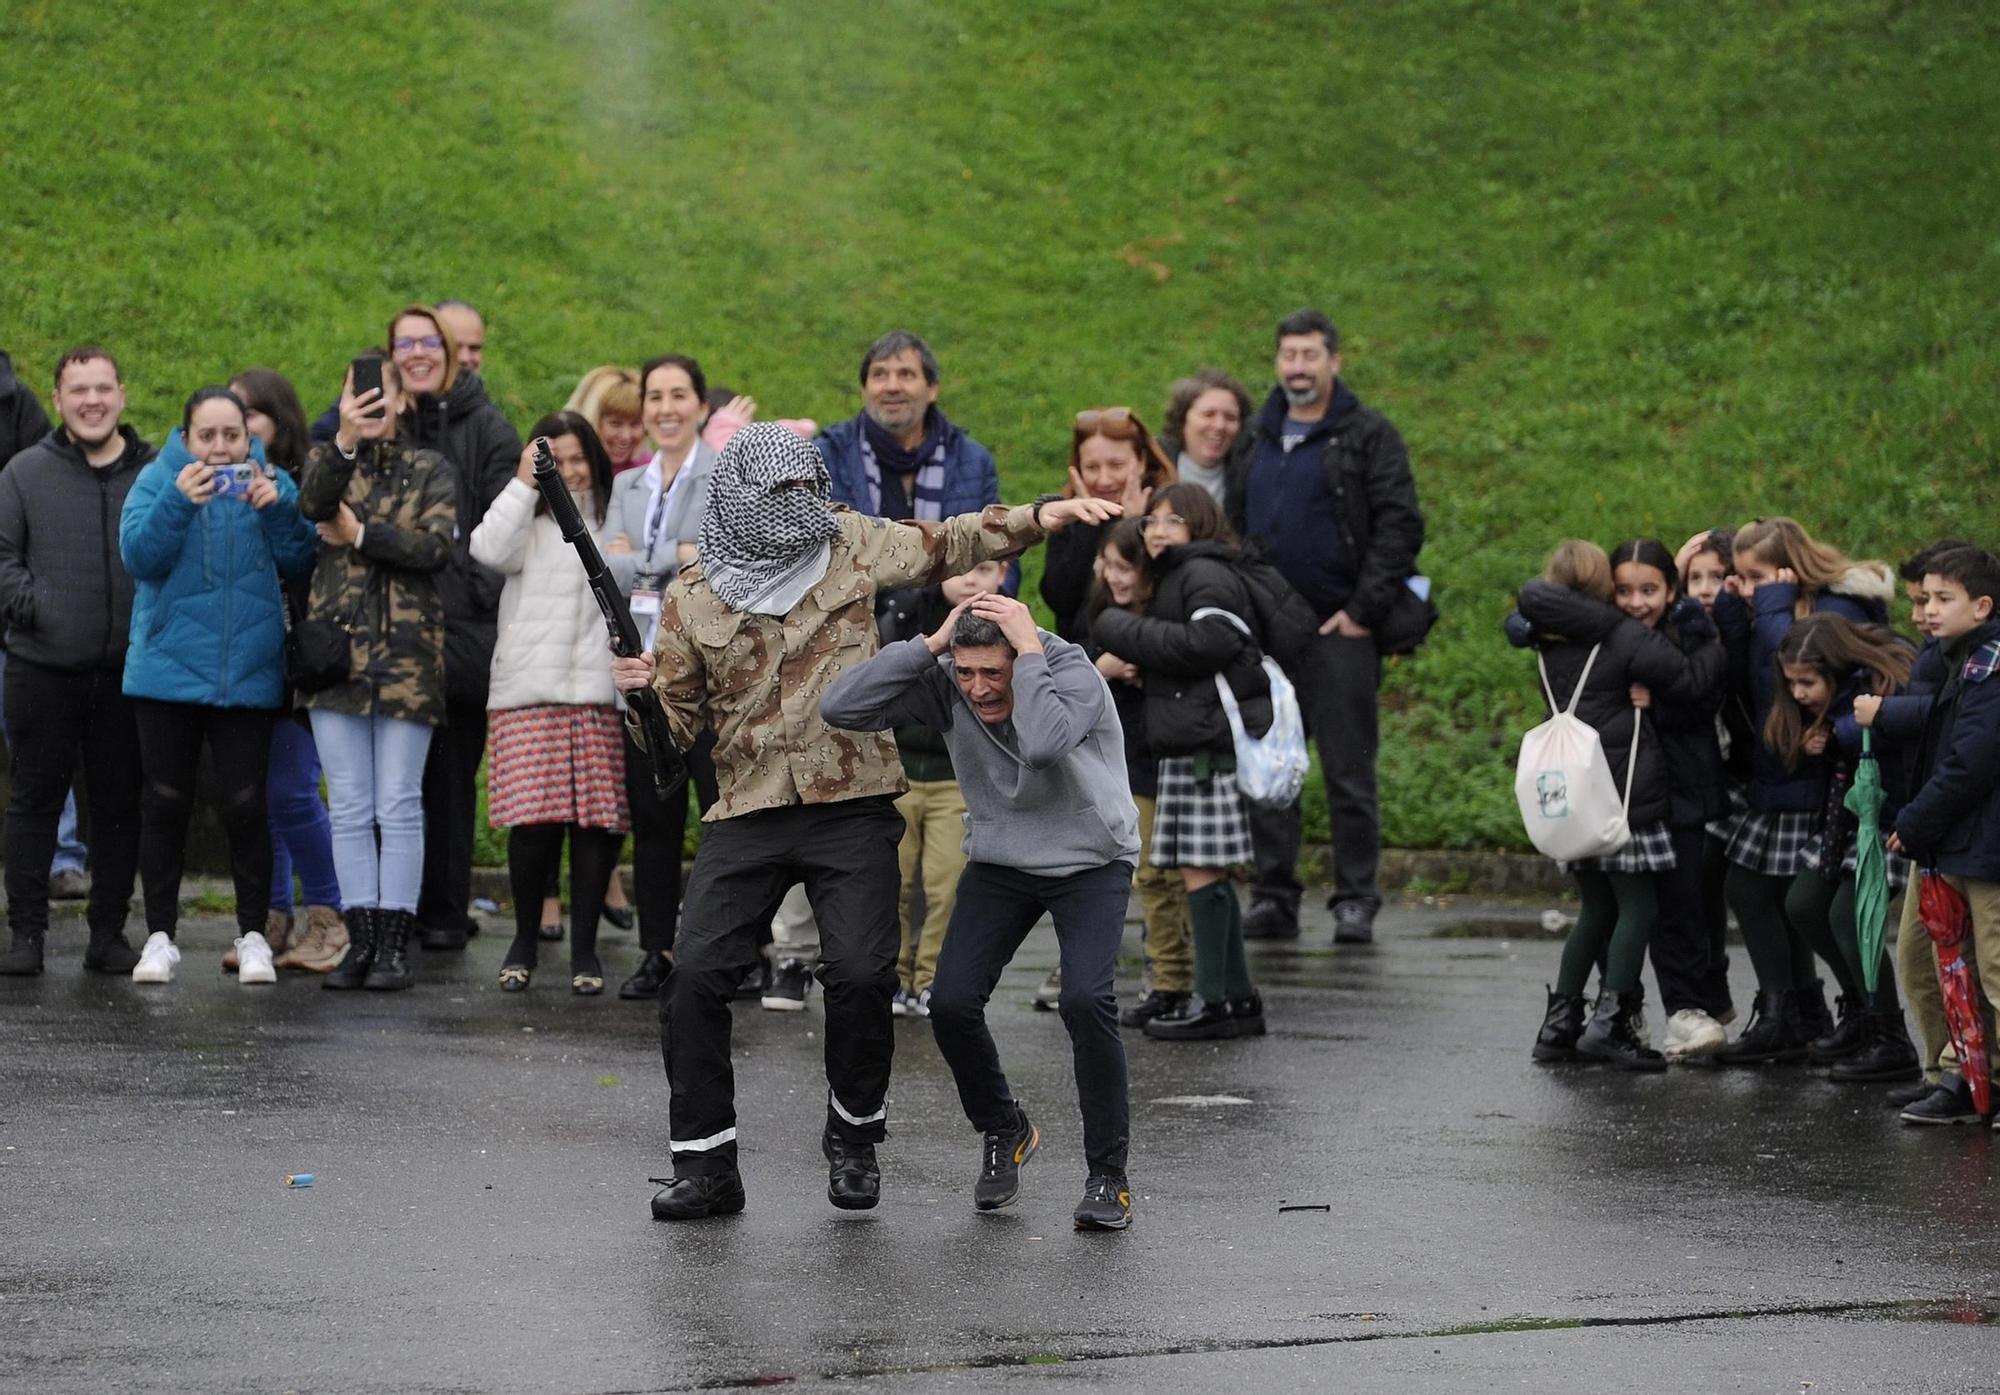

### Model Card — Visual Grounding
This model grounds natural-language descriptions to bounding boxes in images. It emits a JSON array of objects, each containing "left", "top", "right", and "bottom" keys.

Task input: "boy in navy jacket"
[{"left": 1860, "top": 545, "right": 2000, "bottom": 1124}]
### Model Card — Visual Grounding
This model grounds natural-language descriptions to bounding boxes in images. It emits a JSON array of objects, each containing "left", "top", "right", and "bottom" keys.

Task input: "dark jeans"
[
  {"left": 1248, "top": 630, "right": 1382, "bottom": 915},
  {"left": 1649, "top": 825, "right": 1715, "bottom": 1016},
  {"left": 3, "top": 659, "right": 141, "bottom": 939},
  {"left": 626, "top": 728, "right": 718, "bottom": 955},
  {"left": 134, "top": 700, "right": 275, "bottom": 941},
  {"left": 928, "top": 859, "right": 1133, "bottom": 1178},
  {"left": 660, "top": 797, "right": 903, "bottom": 1173},
  {"left": 416, "top": 700, "right": 486, "bottom": 933}
]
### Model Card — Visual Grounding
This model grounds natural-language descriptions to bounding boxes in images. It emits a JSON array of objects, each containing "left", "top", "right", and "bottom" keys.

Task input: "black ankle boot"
[
  {"left": 1829, "top": 1007, "right": 1921, "bottom": 1083},
  {"left": 1532, "top": 986, "right": 1588, "bottom": 1062},
  {"left": 1577, "top": 987, "right": 1666, "bottom": 1071},
  {"left": 1787, "top": 977, "right": 1835, "bottom": 1045},
  {"left": 0, "top": 931, "right": 45, "bottom": 976},
  {"left": 82, "top": 926, "right": 140, "bottom": 974},
  {"left": 822, "top": 1129, "right": 881, "bottom": 1210},
  {"left": 1807, "top": 993, "right": 1868, "bottom": 1063},
  {"left": 323, "top": 908, "right": 378, "bottom": 990},
  {"left": 1227, "top": 991, "right": 1268, "bottom": 1037},
  {"left": 619, "top": 950, "right": 671, "bottom": 1000},
  {"left": 363, "top": 910, "right": 415, "bottom": 991},
  {"left": 1719, "top": 988, "right": 1805, "bottom": 1064}
]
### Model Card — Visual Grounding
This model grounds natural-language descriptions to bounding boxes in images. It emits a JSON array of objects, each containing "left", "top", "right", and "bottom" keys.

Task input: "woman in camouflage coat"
[{"left": 297, "top": 354, "right": 457, "bottom": 993}]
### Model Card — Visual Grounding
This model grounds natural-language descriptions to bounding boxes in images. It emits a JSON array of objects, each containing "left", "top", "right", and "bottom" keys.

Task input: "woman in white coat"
[{"left": 471, "top": 412, "right": 629, "bottom": 994}]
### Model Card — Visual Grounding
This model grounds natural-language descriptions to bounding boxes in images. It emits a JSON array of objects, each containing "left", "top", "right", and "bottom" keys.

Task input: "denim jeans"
[
  {"left": 308, "top": 709, "right": 433, "bottom": 912},
  {"left": 267, "top": 717, "right": 340, "bottom": 913},
  {"left": 0, "top": 649, "right": 87, "bottom": 875}
]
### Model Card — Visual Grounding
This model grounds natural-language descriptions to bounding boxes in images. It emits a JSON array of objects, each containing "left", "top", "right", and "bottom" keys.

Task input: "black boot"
[
  {"left": 1227, "top": 991, "right": 1268, "bottom": 1038},
  {"left": 1806, "top": 993, "right": 1868, "bottom": 1063},
  {"left": 0, "top": 931, "right": 44, "bottom": 977},
  {"left": 822, "top": 1128, "right": 881, "bottom": 1210},
  {"left": 1718, "top": 988, "right": 1805, "bottom": 1064},
  {"left": 1576, "top": 987, "right": 1667, "bottom": 1071},
  {"left": 363, "top": 910, "right": 415, "bottom": 991},
  {"left": 323, "top": 908, "right": 378, "bottom": 990},
  {"left": 618, "top": 950, "right": 671, "bottom": 1000},
  {"left": 1829, "top": 1007, "right": 1922, "bottom": 1083},
  {"left": 1142, "top": 995, "right": 1234, "bottom": 1041},
  {"left": 82, "top": 926, "right": 140, "bottom": 974},
  {"left": 1532, "top": 986, "right": 1587, "bottom": 1063},
  {"left": 1787, "top": 978, "right": 1835, "bottom": 1046},
  {"left": 417, "top": 917, "right": 469, "bottom": 952},
  {"left": 650, "top": 1166, "right": 747, "bottom": 1221}
]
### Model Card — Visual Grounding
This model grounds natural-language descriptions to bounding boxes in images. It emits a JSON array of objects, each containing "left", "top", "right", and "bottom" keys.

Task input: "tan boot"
[
  {"left": 277, "top": 905, "right": 347, "bottom": 973},
  {"left": 225, "top": 909, "right": 294, "bottom": 971}
]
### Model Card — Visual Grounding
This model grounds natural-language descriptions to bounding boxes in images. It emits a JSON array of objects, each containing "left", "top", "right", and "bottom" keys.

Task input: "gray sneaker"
[
  {"left": 1332, "top": 901, "right": 1376, "bottom": 945},
  {"left": 49, "top": 868, "right": 90, "bottom": 900},
  {"left": 1032, "top": 968, "right": 1061, "bottom": 1012}
]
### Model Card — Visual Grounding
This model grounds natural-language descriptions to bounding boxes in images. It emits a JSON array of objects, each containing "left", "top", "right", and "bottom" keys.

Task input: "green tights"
[
  {"left": 1188, "top": 881, "right": 1254, "bottom": 1002},
  {"left": 1785, "top": 866, "right": 1900, "bottom": 1006},
  {"left": 1557, "top": 870, "right": 1655, "bottom": 998},
  {"left": 1725, "top": 866, "right": 1816, "bottom": 992}
]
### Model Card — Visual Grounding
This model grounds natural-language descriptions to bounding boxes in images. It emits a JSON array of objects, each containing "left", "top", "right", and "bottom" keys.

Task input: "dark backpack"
[{"left": 1228, "top": 548, "right": 1319, "bottom": 678}]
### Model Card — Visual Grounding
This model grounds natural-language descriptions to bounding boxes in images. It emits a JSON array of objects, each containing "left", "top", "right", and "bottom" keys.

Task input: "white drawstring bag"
[
  {"left": 1515, "top": 644, "right": 1640, "bottom": 861},
  {"left": 1191, "top": 607, "right": 1309, "bottom": 809}
]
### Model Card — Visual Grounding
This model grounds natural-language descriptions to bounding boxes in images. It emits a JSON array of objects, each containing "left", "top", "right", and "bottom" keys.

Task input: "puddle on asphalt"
[{"left": 1432, "top": 918, "right": 1546, "bottom": 939}]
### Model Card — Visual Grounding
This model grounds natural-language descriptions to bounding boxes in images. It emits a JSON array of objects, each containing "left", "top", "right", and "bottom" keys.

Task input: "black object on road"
[{"left": 531, "top": 436, "right": 686, "bottom": 799}]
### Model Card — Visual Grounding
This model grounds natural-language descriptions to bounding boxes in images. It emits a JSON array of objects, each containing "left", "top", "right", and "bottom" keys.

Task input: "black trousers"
[
  {"left": 416, "top": 699, "right": 486, "bottom": 933},
  {"left": 1248, "top": 630, "right": 1383, "bottom": 914},
  {"left": 660, "top": 797, "right": 903, "bottom": 1172},
  {"left": 625, "top": 728, "right": 718, "bottom": 955},
  {"left": 3, "top": 659, "right": 141, "bottom": 939},
  {"left": 133, "top": 700, "right": 275, "bottom": 941},
  {"left": 928, "top": 859, "right": 1134, "bottom": 1179},
  {"left": 1649, "top": 824, "right": 1714, "bottom": 1016}
]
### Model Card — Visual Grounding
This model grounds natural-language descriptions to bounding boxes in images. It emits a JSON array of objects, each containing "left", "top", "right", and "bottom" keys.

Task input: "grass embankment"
[{"left": 6, "top": 1, "right": 1997, "bottom": 855}]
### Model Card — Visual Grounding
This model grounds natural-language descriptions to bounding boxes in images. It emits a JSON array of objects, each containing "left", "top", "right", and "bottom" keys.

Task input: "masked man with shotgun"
[{"left": 610, "top": 422, "right": 1116, "bottom": 1220}]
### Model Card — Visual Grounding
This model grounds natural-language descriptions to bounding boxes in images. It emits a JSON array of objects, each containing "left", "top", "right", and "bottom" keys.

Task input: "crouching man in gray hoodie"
[{"left": 821, "top": 592, "right": 1140, "bottom": 1231}]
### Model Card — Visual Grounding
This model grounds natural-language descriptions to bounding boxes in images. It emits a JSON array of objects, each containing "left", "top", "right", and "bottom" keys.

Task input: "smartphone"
[{"left": 350, "top": 355, "right": 386, "bottom": 419}]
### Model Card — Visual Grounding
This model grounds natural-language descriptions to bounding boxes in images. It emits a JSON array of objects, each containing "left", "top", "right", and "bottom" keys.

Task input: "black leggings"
[
  {"left": 133, "top": 700, "right": 275, "bottom": 941},
  {"left": 507, "top": 822, "right": 620, "bottom": 971}
]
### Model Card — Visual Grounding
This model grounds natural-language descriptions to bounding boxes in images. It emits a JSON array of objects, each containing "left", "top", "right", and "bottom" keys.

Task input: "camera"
[{"left": 210, "top": 463, "right": 259, "bottom": 501}]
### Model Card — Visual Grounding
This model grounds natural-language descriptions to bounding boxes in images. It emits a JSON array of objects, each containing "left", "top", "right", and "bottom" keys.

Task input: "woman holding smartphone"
[
  {"left": 298, "top": 355, "right": 457, "bottom": 992},
  {"left": 119, "top": 386, "right": 319, "bottom": 985}
]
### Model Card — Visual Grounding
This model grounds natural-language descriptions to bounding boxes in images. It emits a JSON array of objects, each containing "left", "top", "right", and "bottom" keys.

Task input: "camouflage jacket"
[
  {"left": 297, "top": 439, "right": 457, "bottom": 724},
  {"left": 646, "top": 504, "right": 1043, "bottom": 820}
]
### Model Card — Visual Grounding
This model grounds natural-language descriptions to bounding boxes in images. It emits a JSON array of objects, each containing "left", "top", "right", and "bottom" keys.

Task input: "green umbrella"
[{"left": 1843, "top": 729, "right": 1889, "bottom": 1000}]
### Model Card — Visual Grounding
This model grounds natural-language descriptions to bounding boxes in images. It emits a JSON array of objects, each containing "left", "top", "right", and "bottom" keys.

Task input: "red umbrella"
[{"left": 1918, "top": 871, "right": 1992, "bottom": 1114}]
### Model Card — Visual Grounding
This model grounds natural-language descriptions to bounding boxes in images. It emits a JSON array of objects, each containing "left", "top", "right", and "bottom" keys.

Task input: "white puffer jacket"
[{"left": 470, "top": 478, "right": 616, "bottom": 711}]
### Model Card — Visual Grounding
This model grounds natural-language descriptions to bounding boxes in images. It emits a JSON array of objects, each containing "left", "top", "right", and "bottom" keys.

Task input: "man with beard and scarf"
[
  {"left": 611, "top": 423, "right": 1117, "bottom": 1220},
  {"left": 316, "top": 303, "right": 522, "bottom": 952},
  {"left": 1223, "top": 308, "right": 1426, "bottom": 947}
]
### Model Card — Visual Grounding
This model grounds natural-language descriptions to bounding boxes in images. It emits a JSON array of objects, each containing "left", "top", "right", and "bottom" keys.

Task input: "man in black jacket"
[
  {"left": 1224, "top": 310, "right": 1424, "bottom": 944},
  {"left": 0, "top": 347, "right": 152, "bottom": 975}
]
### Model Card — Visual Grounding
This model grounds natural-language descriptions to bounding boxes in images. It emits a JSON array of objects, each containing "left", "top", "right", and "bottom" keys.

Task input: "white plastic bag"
[
  {"left": 1191, "top": 607, "right": 1309, "bottom": 809},
  {"left": 1515, "top": 645, "right": 1640, "bottom": 861}
]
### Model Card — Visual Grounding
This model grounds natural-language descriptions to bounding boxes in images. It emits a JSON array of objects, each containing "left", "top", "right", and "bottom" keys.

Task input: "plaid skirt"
[
  {"left": 1151, "top": 757, "right": 1253, "bottom": 869},
  {"left": 1568, "top": 821, "right": 1677, "bottom": 875},
  {"left": 487, "top": 704, "right": 631, "bottom": 831},
  {"left": 1719, "top": 808, "right": 1817, "bottom": 877},
  {"left": 1802, "top": 832, "right": 1912, "bottom": 894}
]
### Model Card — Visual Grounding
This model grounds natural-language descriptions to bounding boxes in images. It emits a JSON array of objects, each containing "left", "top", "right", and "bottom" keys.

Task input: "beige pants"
[
  {"left": 895, "top": 780, "right": 968, "bottom": 995},
  {"left": 1894, "top": 887, "right": 1950, "bottom": 1077},
  {"left": 1135, "top": 795, "right": 1192, "bottom": 993},
  {"left": 1938, "top": 875, "right": 2000, "bottom": 1073}
]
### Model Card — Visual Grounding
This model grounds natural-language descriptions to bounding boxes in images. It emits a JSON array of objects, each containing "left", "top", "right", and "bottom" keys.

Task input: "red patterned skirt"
[{"left": 487, "top": 704, "right": 630, "bottom": 831}]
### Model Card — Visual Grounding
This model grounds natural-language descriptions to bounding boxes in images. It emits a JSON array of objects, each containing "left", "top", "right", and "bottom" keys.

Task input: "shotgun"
[{"left": 531, "top": 437, "right": 686, "bottom": 799}]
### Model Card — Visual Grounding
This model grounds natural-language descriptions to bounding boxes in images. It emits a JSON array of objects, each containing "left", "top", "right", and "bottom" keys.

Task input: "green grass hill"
[{"left": 6, "top": 0, "right": 1997, "bottom": 852}]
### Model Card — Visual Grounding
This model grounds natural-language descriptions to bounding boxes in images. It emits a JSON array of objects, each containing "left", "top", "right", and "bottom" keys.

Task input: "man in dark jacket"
[
  {"left": 0, "top": 347, "right": 152, "bottom": 975},
  {"left": 1224, "top": 309, "right": 1425, "bottom": 944}
]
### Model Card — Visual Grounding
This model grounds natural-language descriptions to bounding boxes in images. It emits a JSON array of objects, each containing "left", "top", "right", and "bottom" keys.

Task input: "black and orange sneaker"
[
  {"left": 973, "top": 1105, "right": 1039, "bottom": 1211},
  {"left": 1073, "top": 1173, "right": 1132, "bottom": 1231}
]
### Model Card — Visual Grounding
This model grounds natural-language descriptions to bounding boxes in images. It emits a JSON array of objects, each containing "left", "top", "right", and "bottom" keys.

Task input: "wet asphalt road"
[{"left": 2, "top": 894, "right": 1997, "bottom": 1394}]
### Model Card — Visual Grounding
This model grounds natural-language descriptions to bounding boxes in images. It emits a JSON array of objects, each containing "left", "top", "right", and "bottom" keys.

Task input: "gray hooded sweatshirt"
[{"left": 820, "top": 631, "right": 1140, "bottom": 877}]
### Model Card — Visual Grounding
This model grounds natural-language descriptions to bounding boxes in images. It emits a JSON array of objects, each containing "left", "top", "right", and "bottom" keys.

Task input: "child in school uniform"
[
  {"left": 1676, "top": 527, "right": 1749, "bottom": 1024},
  {"left": 1509, "top": 540, "right": 1712, "bottom": 1070},
  {"left": 1711, "top": 518, "right": 1897, "bottom": 1059},
  {"left": 1864, "top": 545, "right": 2000, "bottom": 1125}
]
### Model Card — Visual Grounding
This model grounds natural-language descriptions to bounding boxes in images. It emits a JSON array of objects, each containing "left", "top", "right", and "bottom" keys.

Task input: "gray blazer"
[{"left": 601, "top": 440, "right": 716, "bottom": 593}]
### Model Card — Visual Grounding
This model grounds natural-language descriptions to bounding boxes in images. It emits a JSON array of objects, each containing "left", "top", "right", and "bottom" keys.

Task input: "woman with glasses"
[
  {"left": 1093, "top": 483, "right": 1271, "bottom": 1041},
  {"left": 1039, "top": 407, "right": 1176, "bottom": 642}
]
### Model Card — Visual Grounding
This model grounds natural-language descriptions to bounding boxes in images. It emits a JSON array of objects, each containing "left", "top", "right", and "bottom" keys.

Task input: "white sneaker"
[
  {"left": 891, "top": 988, "right": 910, "bottom": 1017},
  {"left": 1662, "top": 1008, "right": 1727, "bottom": 1059},
  {"left": 234, "top": 931, "right": 276, "bottom": 985},
  {"left": 910, "top": 988, "right": 932, "bottom": 1019},
  {"left": 131, "top": 932, "right": 181, "bottom": 984}
]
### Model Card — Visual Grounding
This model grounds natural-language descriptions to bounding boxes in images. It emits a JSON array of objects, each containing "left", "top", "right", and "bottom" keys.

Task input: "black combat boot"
[
  {"left": 1807, "top": 993, "right": 1868, "bottom": 1063},
  {"left": 1532, "top": 987, "right": 1588, "bottom": 1063},
  {"left": 1718, "top": 988, "right": 1806, "bottom": 1064},
  {"left": 363, "top": 909, "right": 415, "bottom": 991},
  {"left": 323, "top": 908, "right": 377, "bottom": 990},
  {"left": 1829, "top": 1007, "right": 1921, "bottom": 1083},
  {"left": 1576, "top": 987, "right": 1667, "bottom": 1072}
]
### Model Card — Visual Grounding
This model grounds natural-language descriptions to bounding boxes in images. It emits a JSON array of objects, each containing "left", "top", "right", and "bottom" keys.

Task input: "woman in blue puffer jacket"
[{"left": 119, "top": 386, "right": 317, "bottom": 987}]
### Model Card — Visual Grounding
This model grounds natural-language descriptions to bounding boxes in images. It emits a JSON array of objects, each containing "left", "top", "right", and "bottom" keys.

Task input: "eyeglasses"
[
  {"left": 1073, "top": 406, "right": 1135, "bottom": 432},
  {"left": 392, "top": 335, "right": 444, "bottom": 352},
  {"left": 1139, "top": 514, "right": 1187, "bottom": 532}
]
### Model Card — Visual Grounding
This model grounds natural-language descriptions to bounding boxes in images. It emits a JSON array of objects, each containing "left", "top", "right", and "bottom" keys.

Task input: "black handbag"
[
  {"left": 1374, "top": 579, "right": 1439, "bottom": 657},
  {"left": 289, "top": 575, "right": 377, "bottom": 694}
]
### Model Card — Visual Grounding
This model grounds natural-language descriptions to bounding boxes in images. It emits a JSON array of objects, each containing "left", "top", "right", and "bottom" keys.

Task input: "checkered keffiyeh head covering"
[{"left": 698, "top": 422, "right": 841, "bottom": 613}]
